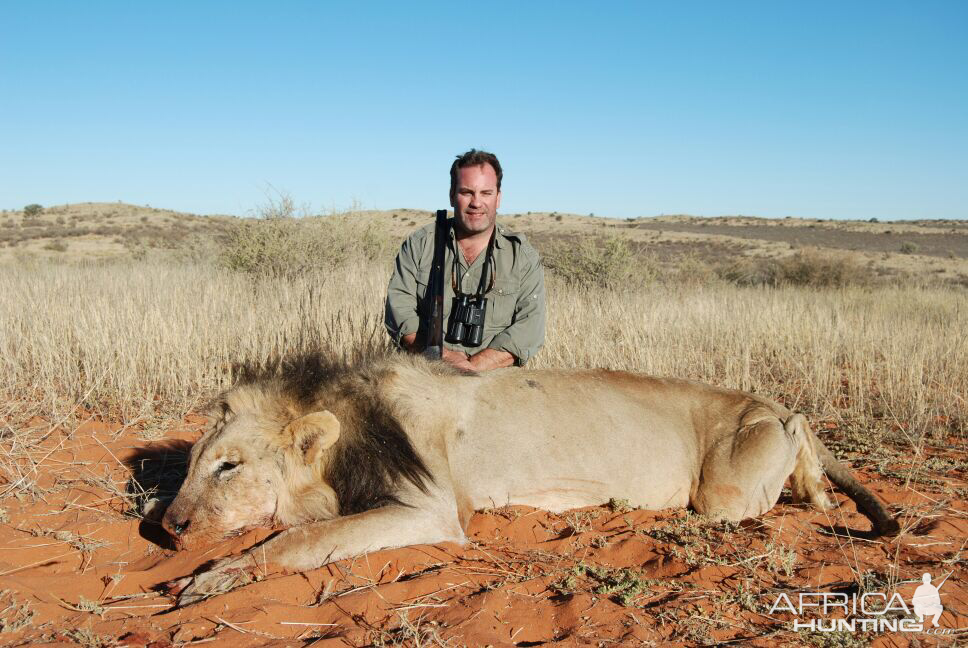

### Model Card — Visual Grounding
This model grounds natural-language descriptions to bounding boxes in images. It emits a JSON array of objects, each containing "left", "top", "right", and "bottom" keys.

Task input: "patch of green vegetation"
[
  {"left": 541, "top": 235, "right": 658, "bottom": 290},
  {"left": 717, "top": 251, "right": 875, "bottom": 288},
  {"left": 220, "top": 214, "right": 393, "bottom": 278},
  {"left": 0, "top": 592, "right": 34, "bottom": 633},
  {"left": 564, "top": 510, "right": 598, "bottom": 533},
  {"left": 42, "top": 239, "right": 68, "bottom": 252},
  {"left": 607, "top": 497, "right": 634, "bottom": 513},
  {"left": 555, "top": 563, "right": 657, "bottom": 606},
  {"left": 645, "top": 512, "right": 749, "bottom": 567},
  {"left": 76, "top": 595, "right": 106, "bottom": 617},
  {"left": 823, "top": 426, "right": 892, "bottom": 461},
  {"left": 585, "top": 565, "right": 653, "bottom": 606},
  {"left": 28, "top": 528, "right": 111, "bottom": 553},
  {"left": 856, "top": 568, "right": 891, "bottom": 595},
  {"left": 63, "top": 627, "right": 116, "bottom": 648},
  {"left": 550, "top": 571, "right": 578, "bottom": 596},
  {"left": 798, "top": 629, "right": 872, "bottom": 647},
  {"left": 733, "top": 579, "right": 758, "bottom": 613},
  {"left": 765, "top": 540, "right": 798, "bottom": 578},
  {"left": 921, "top": 456, "right": 968, "bottom": 473},
  {"left": 644, "top": 510, "right": 739, "bottom": 546}
]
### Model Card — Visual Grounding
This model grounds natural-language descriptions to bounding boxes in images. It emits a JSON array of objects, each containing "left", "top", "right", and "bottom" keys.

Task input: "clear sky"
[{"left": 1, "top": 1, "right": 965, "bottom": 220}]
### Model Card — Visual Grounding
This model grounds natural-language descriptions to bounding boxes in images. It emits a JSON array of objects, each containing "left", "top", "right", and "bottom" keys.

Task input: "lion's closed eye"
[{"left": 215, "top": 461, "right": 241, "bottom": 478}]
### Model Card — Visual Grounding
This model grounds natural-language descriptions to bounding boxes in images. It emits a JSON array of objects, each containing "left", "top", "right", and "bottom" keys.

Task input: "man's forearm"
[{"left": 468, "top": 348, "right": 515, "bottom": 371}]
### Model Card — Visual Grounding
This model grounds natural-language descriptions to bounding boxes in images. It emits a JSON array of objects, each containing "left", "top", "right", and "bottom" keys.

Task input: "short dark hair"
[{"left": 449, "top": 149, "right": 503, "bottom": 200}]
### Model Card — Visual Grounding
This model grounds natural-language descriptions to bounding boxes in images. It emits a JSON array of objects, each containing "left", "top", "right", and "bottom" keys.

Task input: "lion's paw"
[{"left": 174, "top": 557, "right": 258, "bottom": 607}]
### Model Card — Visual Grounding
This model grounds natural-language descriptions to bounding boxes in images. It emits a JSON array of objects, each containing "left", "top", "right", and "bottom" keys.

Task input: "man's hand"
[
  {"left": 442, "top": 348, "right": 474, "bottom": 371},
  {"left": 399, "top": 333, "right": 420, "bottom": 352},
  {"left": 401, "top": 334, "right": 472, "bottom": 369},
  {"left": 399, "top": 333, "right": 514, "bottom": 372}
]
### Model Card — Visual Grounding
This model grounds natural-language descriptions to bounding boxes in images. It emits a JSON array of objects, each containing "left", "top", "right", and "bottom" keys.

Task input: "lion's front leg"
[
  {"left": 174, "top": 553, "right": 260, "bottom": 607},
  {"left": 259, "top": 503, "right": 466, "bottom": 570},
  {"left": 173, "top": 504, "right": 463, "bottom": 606}
]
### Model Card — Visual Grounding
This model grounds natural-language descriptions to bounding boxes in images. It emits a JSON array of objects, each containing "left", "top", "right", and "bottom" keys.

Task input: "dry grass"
[
  {"left": 0, "top": 257, "right": 964, "bottom": 444},
  {"left": 544, "top": 282, "right": 965, "bottom": 432},
  {"left": 0, "top": 259, "right": 389, "bottom": 422}
]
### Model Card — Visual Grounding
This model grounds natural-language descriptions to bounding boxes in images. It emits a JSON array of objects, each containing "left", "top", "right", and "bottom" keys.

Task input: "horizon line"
[{"left": 2, "top": 200, "right": 962, "bottom": 224}]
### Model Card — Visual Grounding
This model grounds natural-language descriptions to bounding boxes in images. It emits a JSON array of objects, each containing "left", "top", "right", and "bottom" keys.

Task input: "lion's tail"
[{"left": 786, "top": 413, "right": 899, "bottom": 537}]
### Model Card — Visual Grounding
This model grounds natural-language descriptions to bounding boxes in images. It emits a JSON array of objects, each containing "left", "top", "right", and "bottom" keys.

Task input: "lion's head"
[
  {"left": 161, "top": 385, "right": 343, "bottom": 549},
  {"left": 161, "top": 355, "right": 433, "bottom": 549}
]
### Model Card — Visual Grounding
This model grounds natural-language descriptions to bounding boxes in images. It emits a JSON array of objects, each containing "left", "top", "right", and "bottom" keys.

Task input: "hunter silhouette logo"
[{"left": 911, "top": 572, "right": 949, "bottom": 627}]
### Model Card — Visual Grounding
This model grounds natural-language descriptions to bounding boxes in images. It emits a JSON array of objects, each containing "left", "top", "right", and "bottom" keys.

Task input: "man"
[{"left": 385, "top": 149, "right": 545, "bottom": 371}]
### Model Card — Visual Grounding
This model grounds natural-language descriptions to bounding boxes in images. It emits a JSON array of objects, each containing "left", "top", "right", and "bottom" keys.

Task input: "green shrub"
[
  {"left": 717, "top": 251, "right": 872, "bottom": 288},
  {"left": 43, "top": 239, "right": 68, "bottom": 252},
  {"left": 671, "top": 254, "right": 718, "bottom": 286},
  {"left": 899, "top": 242, "right": 919, "bottom": 255},
  {"left": 220, "top": 215, "right": 394, "bottom": 279},
  {"left": 23, "top": 204, "right": 43, "bottom": 217},
  {"left": 542, "top": 235, "right": 657, "bottom": 290}
]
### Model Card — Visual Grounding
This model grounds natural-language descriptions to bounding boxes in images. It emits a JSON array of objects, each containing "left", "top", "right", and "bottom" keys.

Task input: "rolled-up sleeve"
[
  {"left": 487, "top": 252, "right": 546, "bottom": 365},
  {"left": 384, "top": 235, "right": 423, "bottom": 345}
]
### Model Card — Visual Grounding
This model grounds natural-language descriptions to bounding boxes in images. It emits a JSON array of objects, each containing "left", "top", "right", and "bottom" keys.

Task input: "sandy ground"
[{"left": 0, "top": 415, "right": 965, "bottom": 647}]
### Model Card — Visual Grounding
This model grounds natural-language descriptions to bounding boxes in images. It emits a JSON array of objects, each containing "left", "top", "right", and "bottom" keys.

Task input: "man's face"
[{"left": 451, "top": 163, "right": 501, "bottom": 236}]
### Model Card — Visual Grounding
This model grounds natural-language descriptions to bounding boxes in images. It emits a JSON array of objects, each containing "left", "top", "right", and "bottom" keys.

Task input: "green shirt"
[{"left": 384, "top": 219, "right": 546, "bottom": 364}]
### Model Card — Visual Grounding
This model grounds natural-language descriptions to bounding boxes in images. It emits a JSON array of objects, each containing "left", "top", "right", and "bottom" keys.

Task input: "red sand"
[{"left": 0, "top": 417, "right": 964, "bottom": 646}]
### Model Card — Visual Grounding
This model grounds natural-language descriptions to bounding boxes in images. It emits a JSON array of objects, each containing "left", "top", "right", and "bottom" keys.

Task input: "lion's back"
[{"left": 439, "top": 368, "right": 728, "bottom": 513}]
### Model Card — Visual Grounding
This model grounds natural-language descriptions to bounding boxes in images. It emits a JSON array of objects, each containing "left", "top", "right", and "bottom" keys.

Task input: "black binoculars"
[{"left": 446, "top": 294, "right": 488, "bottom": 347}]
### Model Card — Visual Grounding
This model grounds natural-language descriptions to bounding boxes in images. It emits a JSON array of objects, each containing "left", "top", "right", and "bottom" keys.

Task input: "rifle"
[
  {"left": 935, "top": 571, "right": 952, "bottom": 591},
  {"left": 419, "top": 209, "right": 448, "bottom": 359}
]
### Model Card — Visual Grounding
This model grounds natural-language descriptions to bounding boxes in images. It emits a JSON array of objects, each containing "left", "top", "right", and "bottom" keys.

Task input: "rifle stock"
[{"left": 421, "top": 209, "right": 448, "bottom": 359}]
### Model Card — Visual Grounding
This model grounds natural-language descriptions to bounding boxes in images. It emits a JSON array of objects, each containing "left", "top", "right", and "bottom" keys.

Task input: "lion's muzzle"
[
  {"left": 161, "top": 512, "right": 192, "bottom": 544},
  {"left": 161, "top": 498, "right": 198, "bottom": 546}
]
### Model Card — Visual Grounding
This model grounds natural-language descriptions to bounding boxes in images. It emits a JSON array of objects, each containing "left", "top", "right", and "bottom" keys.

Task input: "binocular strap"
[{"left": 451, "top": 226, "right": 497, "bottom": 299}]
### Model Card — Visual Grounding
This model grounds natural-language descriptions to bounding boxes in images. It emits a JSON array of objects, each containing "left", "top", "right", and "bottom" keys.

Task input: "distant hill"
[
  {"left": 1, "top": 202, "right": 965, "bottom": 286},
  {"left": 0, "top": 202, "right": 238, "bottom": 260}
]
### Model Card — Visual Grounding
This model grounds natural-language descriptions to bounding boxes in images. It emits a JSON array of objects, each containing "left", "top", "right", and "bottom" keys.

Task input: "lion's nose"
[{"left": 172, "top": 519, "right": 191, "bottom": 536}]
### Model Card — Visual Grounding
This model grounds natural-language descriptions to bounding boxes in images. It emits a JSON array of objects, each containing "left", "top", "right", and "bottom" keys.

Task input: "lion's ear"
[
  {"left": 284, "top": 410, "right": 341, "bottom": 464},
  {"left": 203, "top": 396, "right": 232, "bottom": 431}
]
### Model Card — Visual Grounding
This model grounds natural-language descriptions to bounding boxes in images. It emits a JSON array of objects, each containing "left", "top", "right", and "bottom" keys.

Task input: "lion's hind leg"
[
  {"left": 786, "top": 414, "right": 833, "bottom": 511},
  {"left": 692, "top": 410, "right": 800, "bottom": 522}
]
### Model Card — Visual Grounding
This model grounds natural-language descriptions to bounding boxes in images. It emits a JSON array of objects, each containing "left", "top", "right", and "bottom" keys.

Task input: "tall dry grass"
[{"left": 0, "top": 258, "right": 964, "bottom": 449}]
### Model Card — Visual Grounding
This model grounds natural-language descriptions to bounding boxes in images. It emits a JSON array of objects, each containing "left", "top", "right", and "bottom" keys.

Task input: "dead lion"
[{"left": 162, "top": 353, "right": 898, "bottom": 605}]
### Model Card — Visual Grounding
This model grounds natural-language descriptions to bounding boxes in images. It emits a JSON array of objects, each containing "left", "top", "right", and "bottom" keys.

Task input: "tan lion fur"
[{"left": 163, "top": 353, "right": 897, "bottom": 605}]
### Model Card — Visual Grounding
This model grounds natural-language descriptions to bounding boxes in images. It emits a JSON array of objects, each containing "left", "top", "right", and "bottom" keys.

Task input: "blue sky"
[{"left": 1, "top": 1, "right": 965, "bottom": 220}]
